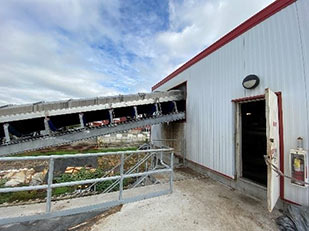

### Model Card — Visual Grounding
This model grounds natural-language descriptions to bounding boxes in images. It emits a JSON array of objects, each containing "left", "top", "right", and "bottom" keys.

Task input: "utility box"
[{"left": 290, "top": 149, "right": 308, "bottom": 187}]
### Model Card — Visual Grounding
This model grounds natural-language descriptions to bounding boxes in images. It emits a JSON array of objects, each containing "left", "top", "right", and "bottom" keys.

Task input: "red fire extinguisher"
[{"left": 293, "top": 156, "right": 304, "bottom": 185}]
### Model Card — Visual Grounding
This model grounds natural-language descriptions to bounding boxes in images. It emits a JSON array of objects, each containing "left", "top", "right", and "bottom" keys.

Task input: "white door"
[{"left": 265, "top": 88, "right": 280, "bottom": 212}]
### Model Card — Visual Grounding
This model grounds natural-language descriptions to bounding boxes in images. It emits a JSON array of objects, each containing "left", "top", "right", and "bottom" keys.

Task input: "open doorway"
[
  {"left": 241, "top": 100, "right": 267, "bottom": 186},
  {"left": 234, "top": 89, "right": 282, "bottom": 211}
]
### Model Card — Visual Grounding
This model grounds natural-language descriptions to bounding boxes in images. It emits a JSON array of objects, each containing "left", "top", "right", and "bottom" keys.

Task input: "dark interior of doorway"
[{"left": 241, "top": 100, "right": 267, "bottom": 186}]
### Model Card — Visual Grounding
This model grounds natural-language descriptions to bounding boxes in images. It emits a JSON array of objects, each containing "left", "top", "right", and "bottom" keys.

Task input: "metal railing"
[
  {"left": 0, "top": 148, "right": 174, "bottom": 225},
  {"left": 152, "top": 139, "right": 186, "bottom": 166}
]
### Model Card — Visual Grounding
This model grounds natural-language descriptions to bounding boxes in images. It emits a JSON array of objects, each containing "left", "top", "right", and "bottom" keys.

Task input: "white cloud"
[
  {"left": 154, "top": 0, "right": 274, "bottom": 72},
  {"left": 0, "top": 0, "right": 274, "bottom": 105}
]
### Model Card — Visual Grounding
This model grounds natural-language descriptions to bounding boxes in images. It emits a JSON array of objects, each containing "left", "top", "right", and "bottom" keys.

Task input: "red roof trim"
[
  {"left": 152, "top": 0, "right": 296, "bottom": 91},
  {"left": 231, "top": 92, "right": 281, "bottom": 103},
  {"left": 231, "top": 94, "right": 265, "bottom": 103}
]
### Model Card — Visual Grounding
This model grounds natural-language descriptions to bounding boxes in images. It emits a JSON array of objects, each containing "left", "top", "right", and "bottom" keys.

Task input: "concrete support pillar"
[{"left": 3, "top": 123, "right": 10, "bottom": 143}]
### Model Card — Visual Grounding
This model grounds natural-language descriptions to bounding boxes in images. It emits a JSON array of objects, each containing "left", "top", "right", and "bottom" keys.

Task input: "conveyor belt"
[
  {"left": 0, "top": 91, "right": 185, "bottom": 156},
  {"left": 0, "top": 112, "right": 185, "bottom": 156},
  {"left": 0, "top": 91, "right": 184, "bottom": 123}
]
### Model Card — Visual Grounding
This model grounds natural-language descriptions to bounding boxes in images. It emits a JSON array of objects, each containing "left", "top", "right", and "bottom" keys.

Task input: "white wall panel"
[
  {"left": 152, "top": 0, "right": 309, "bottom": 205},
  {"left": 295, "top": 0, "right": 309, "bottom": 205},
  {"left": 242, "top": 2, "right": 308, "bottom": 205}
]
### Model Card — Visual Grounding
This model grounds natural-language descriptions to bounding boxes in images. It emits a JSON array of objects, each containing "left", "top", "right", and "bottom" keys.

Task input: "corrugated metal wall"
[{"left": 152, "top": 0, "right": 309, "bottom": 205}]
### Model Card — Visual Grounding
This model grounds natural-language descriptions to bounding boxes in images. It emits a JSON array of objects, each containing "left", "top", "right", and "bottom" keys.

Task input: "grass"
[
  {"left": 0, "top": 179, "right": 8, "bottom": 188},
  {"left": 0, "top": 190, "right": 46, "bottom": 204},
  {"left": 52, "top": 187, "right": 75, "bottom": 196},
  {"left": 15, "top": 146, "right": 138, "bottom": 157}
]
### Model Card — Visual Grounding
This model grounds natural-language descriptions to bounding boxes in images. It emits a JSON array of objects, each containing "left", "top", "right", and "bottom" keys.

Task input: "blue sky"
[{"left": 0, "top": 0, "right": 274, "bottom": 105}]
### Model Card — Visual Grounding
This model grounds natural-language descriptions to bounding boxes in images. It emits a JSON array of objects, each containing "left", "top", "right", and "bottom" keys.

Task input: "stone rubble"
[{"left": 1, "top": 168, "right": 47, "bottom": 187}]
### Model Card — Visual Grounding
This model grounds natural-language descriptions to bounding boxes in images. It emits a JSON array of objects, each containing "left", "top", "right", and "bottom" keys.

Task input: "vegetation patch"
[
  {"left": 15, "top": 147, "right": 138, "bottom": 157},
  {"left": 0, "top": 153, "right": 138, "bottom": 204}
]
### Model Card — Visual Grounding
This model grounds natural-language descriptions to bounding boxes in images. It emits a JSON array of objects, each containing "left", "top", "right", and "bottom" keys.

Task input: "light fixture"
[{"left": 242, "top": 74, "right": 260, "bottom": 89}]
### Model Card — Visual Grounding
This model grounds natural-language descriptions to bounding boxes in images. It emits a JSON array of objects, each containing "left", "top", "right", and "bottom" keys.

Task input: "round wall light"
[{"left": 242, "top": 74, "right": 260, "bottom": 89}]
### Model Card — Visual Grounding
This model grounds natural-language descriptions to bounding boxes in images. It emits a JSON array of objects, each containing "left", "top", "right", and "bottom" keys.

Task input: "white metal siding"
[
  {"left": 295, "top": 0, "right": 309, "bottom": 205},
  {"left": 152, "top": 0, "right": 309, "bottom": 205}
]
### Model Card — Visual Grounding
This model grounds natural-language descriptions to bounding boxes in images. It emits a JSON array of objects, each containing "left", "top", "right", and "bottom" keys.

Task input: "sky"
[{"left": 0, "top": 0, "right": 274, "bottom": 105}]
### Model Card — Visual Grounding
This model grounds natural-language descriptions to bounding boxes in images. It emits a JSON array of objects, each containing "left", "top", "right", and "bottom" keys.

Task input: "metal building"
[{"left": 151, "top": 0, "right": 309, "bottom": 209}]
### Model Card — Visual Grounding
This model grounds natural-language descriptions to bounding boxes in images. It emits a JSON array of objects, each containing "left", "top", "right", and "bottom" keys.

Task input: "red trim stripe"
[
  {"left": 152, "top": 0, "right": 296, "bottom": 91},
  {"left": 277, "top": 93, "right": 285, "bottom": 200},
  {"left": 231, "top": 94, "right": 265, "bottom": 103},
  {"left": 282, "top": 198, "right": 301, "bottom": 206}
]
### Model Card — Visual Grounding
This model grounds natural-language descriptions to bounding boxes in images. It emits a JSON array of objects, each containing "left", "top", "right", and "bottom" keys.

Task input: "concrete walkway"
[{"left": 86, "top": 170, "right": 280, "bottom": 231}]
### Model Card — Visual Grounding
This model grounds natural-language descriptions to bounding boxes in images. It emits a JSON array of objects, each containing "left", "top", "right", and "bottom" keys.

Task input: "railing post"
[
  {"left": 119, "top": 153, "right": 124, "bottom": 201},
  {"left": 170, "top": 152, "right": 174, "bottom": 193},
  {"left": 137, "top": 153, "right": 139, "bottom": 173},
  {"left": 46, "top": 157, "right": 54, "bottom": 213}
]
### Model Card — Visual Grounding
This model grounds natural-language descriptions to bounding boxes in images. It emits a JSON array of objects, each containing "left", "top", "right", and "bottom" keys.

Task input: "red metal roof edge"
[
  {"left": 152, "top": 0, "right": 296, "bottom": 91},
  {"left": 231, "top": 94, "right": 265, "bottom": 103}
]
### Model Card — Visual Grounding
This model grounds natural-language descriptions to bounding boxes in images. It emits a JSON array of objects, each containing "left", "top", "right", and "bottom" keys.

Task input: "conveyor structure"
[{"left": 0, "top": 91, "right": 185, "bottom": 156}]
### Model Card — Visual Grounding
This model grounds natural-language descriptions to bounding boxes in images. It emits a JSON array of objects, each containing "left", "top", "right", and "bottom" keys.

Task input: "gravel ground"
[
  {"left": 0, "top": 168, "right": 281, "bottom": 231},
  {"left": 87, "top": 169, "right": 281, "bottom": 231}
]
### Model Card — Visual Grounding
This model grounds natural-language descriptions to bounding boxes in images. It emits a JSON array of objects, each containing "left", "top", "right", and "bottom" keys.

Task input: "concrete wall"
[
  {"left": 152, "top": 122, "right": 185, "bottom": 157},
  {"left": 97, "top": 132, "right": 150, "bottom": 148}
]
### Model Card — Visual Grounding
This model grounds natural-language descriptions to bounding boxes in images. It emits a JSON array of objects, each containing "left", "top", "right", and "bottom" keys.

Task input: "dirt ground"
[{"left": 80, "top": 169, "right": 281, "bottom": 231}]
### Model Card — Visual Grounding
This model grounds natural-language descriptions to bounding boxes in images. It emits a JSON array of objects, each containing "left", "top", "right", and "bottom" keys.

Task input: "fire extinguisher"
[{"left": 293, "top": 156, "right": 304, "bottom": 184}]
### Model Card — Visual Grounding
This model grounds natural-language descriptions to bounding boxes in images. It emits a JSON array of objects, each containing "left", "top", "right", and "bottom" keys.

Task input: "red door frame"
[{"left": 232, "top": 92, "right": 285, "bottom": 200}]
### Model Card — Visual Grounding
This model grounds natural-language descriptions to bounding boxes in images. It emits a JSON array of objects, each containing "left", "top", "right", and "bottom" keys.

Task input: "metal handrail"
[
  {"left": 82, "top": 143, "right": 154, "bottom": 194},
  {"left": 103, "top": 152, "right": 154, "bottom": 193},
  {"left": 0, "top": 148, "right": 174, "bottom": 226},
  {"left": 151, "top": 139, "right": 186, "bottom": 166},
  {"left": 0, "top": 148, "right": 173, "bottom": 161}
]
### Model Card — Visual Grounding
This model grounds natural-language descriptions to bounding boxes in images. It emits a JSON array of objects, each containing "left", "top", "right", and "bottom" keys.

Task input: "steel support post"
[
  {"left": 155, "top": 103, "right": 162, "bottom": 116},
  {"left": 150, "top": 154, "right": 154, "bottom": 170},
  {"left": 79, "top": 113, "right": 85, "bottom": 128},
  {"left": 119, "top": 153, "right": 124, "bottom": 201},
  {"left": 155, "top": 103, "right": 159, "bottom": 116},
  {"left": 170, "top": 152, "right": 174, "bottom": 193},
  {"left": 109, "top": 109, "right": 114, "bottom": 124},
  {"left": 3, "top": 123, "right": 10, "bottom": 143},
  {"left": 46, "top": 158, "right": 54, "bottom": 213},
  {"left": 44, "top": 118, "right": 51, "bottom": 135},
  {"left": 134, "top": 106, "right": 138, "bottom": 119},
  {"left": 136, "top": 153, "right": 139, "bottom": 173},
  {"left": 173, "top": 101, "right": 178, "bottom": 113}
]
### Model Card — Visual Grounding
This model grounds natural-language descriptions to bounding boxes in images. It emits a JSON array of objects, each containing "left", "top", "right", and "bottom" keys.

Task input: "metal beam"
[
  {"left": 0, "top": 112, "right": 185, "bottom": 156},
  {"left": 0, "top": 91, "right": 184, "bottom": 123}
]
